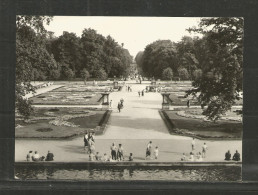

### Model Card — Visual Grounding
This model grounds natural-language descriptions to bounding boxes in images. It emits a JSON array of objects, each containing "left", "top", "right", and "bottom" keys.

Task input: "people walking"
[
  {"left": 117, "top": 102, "right": 121, "bottom": 112},
  {"left": 145, "top": 141, "right": 152, "bottom": 159}
]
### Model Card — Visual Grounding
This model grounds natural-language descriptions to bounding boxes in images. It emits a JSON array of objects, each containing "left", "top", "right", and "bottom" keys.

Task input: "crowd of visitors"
[{"left": 26, "top": 150, "right": 54, "bottom": 162}]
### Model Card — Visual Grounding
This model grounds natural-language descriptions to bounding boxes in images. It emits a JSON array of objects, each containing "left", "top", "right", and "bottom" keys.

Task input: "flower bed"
[
  {"left": 30, "top": 91, "right": 102, "bottom": 105},
  {"left": 15, "top": 108, "right": 108, "bottom": 138}
]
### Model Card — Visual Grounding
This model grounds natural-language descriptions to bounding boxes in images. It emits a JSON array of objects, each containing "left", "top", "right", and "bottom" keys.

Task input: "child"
[
  {"left": 102, "top": 153, "right": 109, "bottom": 162},
  {"left": 95, "top": 152, "right": 101, "bottom": 161},
  {"left": 89, "top": 152, "right": 95, "bottom": 161},
  {"left": 189, "top": 152, "right": 194, "bottom": 161},
  {"left": 154, "top": 146, "right": 159, "bottom": 159},
  {"left": 196, "top": 152, "right": 203, "bottom": 161},
  {"left": 129, "top": 153, "right": 133, "bottom": 161}
]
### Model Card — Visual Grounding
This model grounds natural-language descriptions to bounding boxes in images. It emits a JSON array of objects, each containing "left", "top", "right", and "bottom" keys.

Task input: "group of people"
[
  {"left": 225, "top": 150, "right": 241, "bottom": 161},
  {"left": 138, "top": 89, "right": 145, "bottom": 97},
  {"left": 84, "top": 131, "right": 96, "bottom": 154},
  {"left": 181, "top": 138, "right": 208, "bottom": 162},
  {"left": 145, "top": 141, "right": 159, "bottom": 160},
  {"left": 26, "top": 150, "right": 54, "bottom": 162},
  {"left": 125, "top": 85, "right": 132, "bottom": 92}
]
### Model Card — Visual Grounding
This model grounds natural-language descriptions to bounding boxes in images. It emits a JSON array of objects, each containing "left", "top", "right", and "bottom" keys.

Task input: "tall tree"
[
  {"left": 187, "top": 17, "right": 243, "bottom": 121},
  {"left": 16, "top": 16, "right": 55, "bottom": 118}
]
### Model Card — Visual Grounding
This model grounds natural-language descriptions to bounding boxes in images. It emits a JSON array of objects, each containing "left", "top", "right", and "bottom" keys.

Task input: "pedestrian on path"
[
  {"left": 191, "top": 138, "right": 196, "bottom": 151},
  {"left": 187, "top": 100, "right": 190, "bottom": 108},
  {"left": 142, "top": 90, "right": 144, "bottom": 96},
  {"left": 117, "top": 102, "right": 121, "bottom": 112},
  {"left": 110, "top": 100, "right": 112, "bottom": 109},
  {"left": 138, "top": 91, "right": 141, "bottom": 97},
  {"left": 84, "top": 132, "right": 89, "bottom": 152},
  {"left": 110, "top": 143, "right": 117, "bottom": 160},
  {"left": 145, "top": 141, "right": 152, "bottom": 159},
  {"left": 202, "top": 143, "right": 208, "bottom": 158}
]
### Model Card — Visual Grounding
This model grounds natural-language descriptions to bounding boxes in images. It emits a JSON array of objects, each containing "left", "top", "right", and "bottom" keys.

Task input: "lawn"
[
  {"left": 163, "top": 108, "right": 242, "bottom": 139},
  {"left": 30, "top": 91, "right": 102, "bottom": 105},
  {"left": 15, "top": 108, "right": 107, "bottom": 138}
]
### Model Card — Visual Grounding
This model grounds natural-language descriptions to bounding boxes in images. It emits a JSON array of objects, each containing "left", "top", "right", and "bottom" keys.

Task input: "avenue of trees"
[
  {"left": 16, "top": 16, "right": 133, "bottom": 118},
  {"left": 136, "top": 17, "right": 243, "bottom": 121}
]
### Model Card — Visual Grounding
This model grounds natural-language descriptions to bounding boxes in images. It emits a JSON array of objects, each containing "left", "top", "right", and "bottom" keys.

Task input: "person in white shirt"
[
  {"left": 32, "top": 151, "right": 41, "bottom": 161},
  {"left": 202, "top": 143, "right": 208, "bottom": 158},
  {"left": 154, "top": 146, "right": 159, "bottom": 159}
]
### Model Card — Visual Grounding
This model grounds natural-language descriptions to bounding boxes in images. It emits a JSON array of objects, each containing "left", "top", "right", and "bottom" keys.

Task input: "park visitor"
[
  {"left": 202, "top": 143, "right": 208, "bottom": 158},
  {"left": 32, "top": 151, "right": 44, "bottom": 161},
  {"left": 145, "top": 141, "right": 152, "bottom": 159},
  {"left": 129, "top": 153, "right": 134, "bottom": 161},
  {"left": 187, "top": 100, "right": 190, "bottom": 108},
  {"left": 138, "top": 91, "right": 141, "bottom": 97},
  {"left": 196, "top": 152, "right": 203, "bottom": 161},
  {"left": 89, "top": 131, "right": 95, "bottom": 143},
  {"left": 26, "top": 151, "right": 33, "bottom": 161},
  {"left": 89, "top": 139, "right": 95, "bottom": 154},
  {"left": 117, "top": 102, "right": 121, "bottom": 113},
  {"left": 233, "top": 150, "right": 241, "bottom": 161},
  {"left": 117, "top": 144, "right": 124, "bottom": 161},
  {"left": 181, "top": 153, "right": 186, "bottom": 161},
  {"left": 110, "top": 100, "right": 112, "bottom": 109},
  {"left": 120, "top": 98, "right": 124, "bottom": 108},
  {"left": 225, "top": 150, "right": 231, "bottom": 161},
  {"left": 110, "top": 143, "right": 117, "bottom": 160},
  {"left": 191, "top": 138, "right": 196, "bottom": 151},
  {"left": 89, "top": 152, "right": 95, "bottom": 161},
  {"left": 142, "top": 90, "right": 144, "bottom": 96},
  {"left": 84, "top": 132, "right": 89, "bottom": 151},
  {"left": 45, "top": 151, "right": 54, "bottom": 161},
  {"left": 102, "top": 153, "right": 109, "bottom": 162},
  {"left": 189, "top": 152, "right": 194, "bottom": 161},
  {"left": 95, "top": 152, "right": 102, "bottom": 161},
  {"left": 154, "top": 146, "right": 159, "bottom": 159}
]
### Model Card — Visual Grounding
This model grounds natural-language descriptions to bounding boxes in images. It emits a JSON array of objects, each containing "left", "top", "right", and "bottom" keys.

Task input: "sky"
[{"left": 45, "top": 16, "right": 202, "bottom": 58}]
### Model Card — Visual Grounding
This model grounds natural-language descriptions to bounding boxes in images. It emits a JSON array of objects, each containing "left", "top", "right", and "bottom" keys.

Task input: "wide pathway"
[{"left": 15, "top": 83, "right": 242, "bottom": 162}]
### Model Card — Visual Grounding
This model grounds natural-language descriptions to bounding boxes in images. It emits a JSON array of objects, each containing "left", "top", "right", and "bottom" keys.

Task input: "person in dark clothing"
[
  {"left": 187, "top": 100, "right": 190, "bottom": 108},
  {"left": 45, "top": 151, "right": 54, "bottom": 161},
  {"left": 110, "top": 143, "right": 117, "bottom": 160},
  {"left": 225, "top": 150, "right": 231, "bottom": 161},
  {"left": 142, "top": 90, "right": 144, "bottom": 96},
  {"left": 233, "top": 150, "right": 241, "bottom": 161},
  {"left": 117, "top": 102, "right": 121, "bottom": 112}
]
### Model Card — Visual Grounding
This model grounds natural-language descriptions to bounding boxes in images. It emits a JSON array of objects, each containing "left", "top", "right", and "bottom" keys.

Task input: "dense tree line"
[
  {"left": 136, "top": 17, "right": 243, "bottom": 121},
  {"left": 16, "top": 16, "right": 133, "bottom": 118}
]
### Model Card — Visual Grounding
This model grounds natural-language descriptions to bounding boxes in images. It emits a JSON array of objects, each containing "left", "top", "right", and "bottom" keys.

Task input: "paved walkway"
[{"left": 15, "top": 83, "right": 242, "bottom": 162}]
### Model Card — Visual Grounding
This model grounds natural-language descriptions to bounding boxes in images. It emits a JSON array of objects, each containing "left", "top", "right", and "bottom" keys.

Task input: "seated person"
[
  {"left": 26, "top": 151, "right": 33, "bottom": 161},
  {"left": 32, "top": 151, "right": 40, "bottom": 161},
  {"left": 181, "top": 153, "right": 186, "bottom": 161},
  {"left": 196, "top": 152, "right": 203, "bottom": 161},
  {"left": 225, "top": 150, "right": 231, "bottom": 161},
  {"left": 102, "top": 153, "right": 109, "bottom": 162},
  {"left": 45, "top": 151, "right": 54, "bottom": 161},
  {"left": 95, "top": 152, "right": 102, "bottom": 161},
  {"left": 188, "top": 152, "right": 194, "bottom": 161},
  {"left": 89, "top": 152, "right": 95, "bottom": 161},
  {"left": 232, "top": 150, "right": 241, "bottom": 161},
  {"left": 129, "top": 153, "right": 133, "bottom": 161}
]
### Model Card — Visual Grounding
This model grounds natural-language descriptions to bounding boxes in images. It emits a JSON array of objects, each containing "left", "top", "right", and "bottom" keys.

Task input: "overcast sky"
[{"left": 45, "top": 16, "right": 201, "bottom": 58}]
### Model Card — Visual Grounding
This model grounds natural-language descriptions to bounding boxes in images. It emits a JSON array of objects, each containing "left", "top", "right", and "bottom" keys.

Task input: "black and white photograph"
[{"left": 14, "top": 16, "right": 243, "bottom": 181}]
